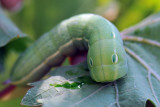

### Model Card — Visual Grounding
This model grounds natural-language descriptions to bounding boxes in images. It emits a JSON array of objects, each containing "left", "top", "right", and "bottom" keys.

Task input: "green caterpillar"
[{"left": 10, "top": 14, "right": 128, "bottom": 85}]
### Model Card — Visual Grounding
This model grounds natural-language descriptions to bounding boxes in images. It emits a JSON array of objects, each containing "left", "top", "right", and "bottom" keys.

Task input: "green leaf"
[
  {"left": 21, "top": 59, "right": 156, "bottom": 107},
  {"left": 122, "top": 12, "right": 160, "bottom": 106},
  {"left": 21, "top": 13, "right": 160, "bottom": 107},
  {"left": 0, "top": 8, "right": 26, "bottom": 47},
  {"left": 21, "top": 62, "right": 116, "bottom": 106}
]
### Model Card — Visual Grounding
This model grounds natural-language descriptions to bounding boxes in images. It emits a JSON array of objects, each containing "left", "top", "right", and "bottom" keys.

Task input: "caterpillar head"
[{"left": 87, "top": 39, "right": 128, "bottom": 82}]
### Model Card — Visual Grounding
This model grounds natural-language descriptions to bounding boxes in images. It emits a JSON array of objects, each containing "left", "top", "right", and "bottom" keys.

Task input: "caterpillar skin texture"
[{"left": 10, "top": 14, "right": 128, "bottom": 85}]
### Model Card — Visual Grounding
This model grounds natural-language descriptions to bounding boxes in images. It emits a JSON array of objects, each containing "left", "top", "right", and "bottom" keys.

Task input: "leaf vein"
[
  {"left": 148, "top": 72, "right": 160, "bottom": 106},
  {"left": 114, "top": 82, "right": 120, "bottom": 107},
  {"left": 70, "top": 84, "right": 112, "bottom": 107}
]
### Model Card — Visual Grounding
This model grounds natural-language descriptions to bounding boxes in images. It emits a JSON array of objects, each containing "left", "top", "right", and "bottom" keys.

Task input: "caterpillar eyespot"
[
  {"left": 112, "top": 54, "right": 118, "bottom": 64},
  {"left": 10, "top": 14, "right": 128, "bottom": 85},
  {"left": 89, "top": 57, "right": 93, "bottom": 67},
  {"left": 110, "top": 32, "right": 115, "bottom": 38}
]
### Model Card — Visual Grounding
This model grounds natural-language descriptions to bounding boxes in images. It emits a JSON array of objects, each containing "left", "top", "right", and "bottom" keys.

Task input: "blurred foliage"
[
  {"left": 115, "top": 0, "right": 160, "bottom": 30},
  {"left": 0, "top": 97, "right": 28, "bottom": 107},
  {"left": 9, "top": 0, "right": 160, "bottom": 39},
  {"left": 0, "top": 48, "right": 5, "bottom": 73},
  {"left": 10, "top": 0, "right": 98, "bottom": 39}
]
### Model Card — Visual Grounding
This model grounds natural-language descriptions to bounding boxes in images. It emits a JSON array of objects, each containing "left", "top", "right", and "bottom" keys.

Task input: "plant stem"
[
  {"left": 121, "top": 17, "right": 160, "bottom": 35},
  {"left": 122, "top": 35, "right": 160, "bottom": 48}
]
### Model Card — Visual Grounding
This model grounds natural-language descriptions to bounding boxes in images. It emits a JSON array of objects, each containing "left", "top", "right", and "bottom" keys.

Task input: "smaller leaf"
[{"left": 0, "top": 8, "right": 26, "bottom": 47}]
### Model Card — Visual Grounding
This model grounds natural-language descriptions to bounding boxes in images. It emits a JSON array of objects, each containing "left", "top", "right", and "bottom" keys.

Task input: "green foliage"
[
  {"left": 10, "top": 0, "right": 98, "bottom": 39},
  {"left": 0, "top": 7, "right": 29, "bottom": 82},
  {"left": 115, "top": 0, "right": 160, "bottom": 30},
  {"left": 9, "top": 0, "right": 160, "bottom": 38},
  {"left": 1, "top": 0, "right": 160, "bottom": 106},
  {"left": 0, "top": 48, "right": 5, "bottom": 73},
  {"left": 0, "top": 97, "right": 27, "bottom": 107},
  {"left": 0, "top": 8, "right": 31, "bottom": 107}
]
